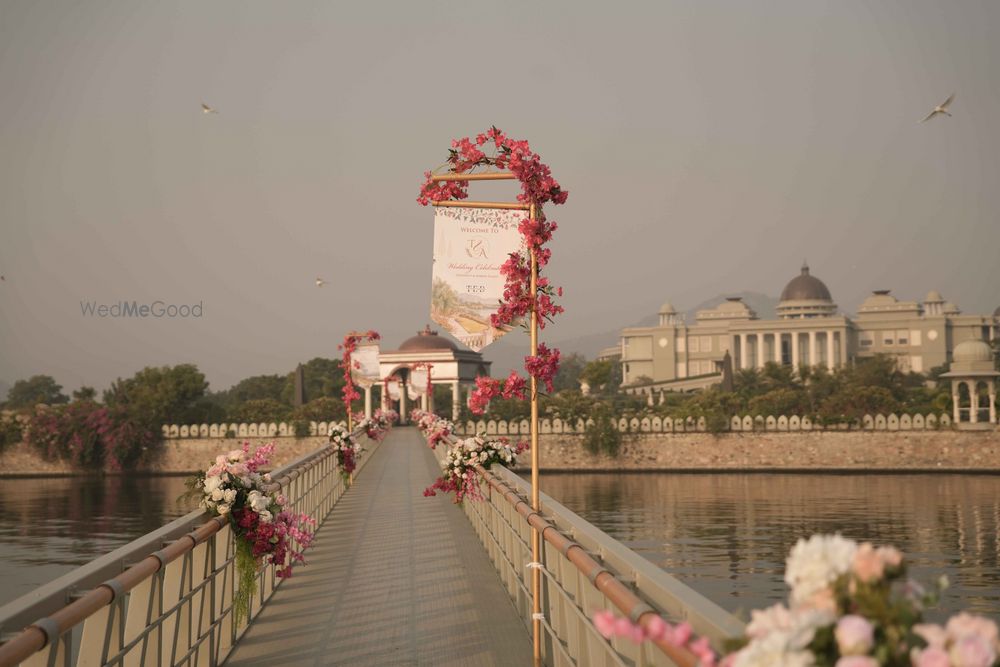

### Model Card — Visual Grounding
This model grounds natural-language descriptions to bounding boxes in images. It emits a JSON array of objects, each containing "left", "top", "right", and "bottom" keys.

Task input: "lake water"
[
  {"left": 539, "top": 472, "right": 1000, "bottom": 622},
  {"left": 0, "top": 475, "right": 197, "bottom": 607},
  {"left": 1, "top": 473, "right": 997, "bottom": 623}
]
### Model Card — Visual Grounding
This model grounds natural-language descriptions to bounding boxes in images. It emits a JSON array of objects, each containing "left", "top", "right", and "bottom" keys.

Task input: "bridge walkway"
[{"left": 224, "top": 427, "right": 532, "bottom": 666}]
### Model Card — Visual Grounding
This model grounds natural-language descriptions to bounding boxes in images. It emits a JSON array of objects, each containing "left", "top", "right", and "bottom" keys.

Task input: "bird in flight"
[
  {"left": 202, "top": 103, "right": 218, "bottom": 114},
  {"left": 920, "top": 93, "right": 955, "bottom": 123},
  {"left": 315, "top": 277, "right": 327, "bottom": 288}
]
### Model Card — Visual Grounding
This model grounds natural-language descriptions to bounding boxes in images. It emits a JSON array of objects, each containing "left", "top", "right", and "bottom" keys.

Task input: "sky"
[{"left": 1, "top": 0, "right": 998, "bottom": 394}]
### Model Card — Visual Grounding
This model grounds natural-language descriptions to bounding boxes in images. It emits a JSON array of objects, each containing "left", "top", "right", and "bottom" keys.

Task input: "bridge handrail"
[
  {"left": 426, "top": 424, "right": 744, "bottom": 666},
  {"left": 0, "top": 425, "right": 370, "bottom": 667}
]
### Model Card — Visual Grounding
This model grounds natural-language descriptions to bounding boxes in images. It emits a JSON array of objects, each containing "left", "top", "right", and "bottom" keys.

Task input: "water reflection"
[
  {"left": 539, "top": 473, "right": 1000, "bottom": 621},
  {"left": 0, "top": 476, "right": 197, "bottom": 606}
]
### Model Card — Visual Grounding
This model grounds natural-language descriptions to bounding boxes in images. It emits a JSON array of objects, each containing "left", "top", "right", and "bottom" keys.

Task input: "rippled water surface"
[
  {"left": 0, "top": 476, "right": 198, "bottom": 607},
  {"left": 539, "top": 472, "right": 1000, "bottom": 621}
]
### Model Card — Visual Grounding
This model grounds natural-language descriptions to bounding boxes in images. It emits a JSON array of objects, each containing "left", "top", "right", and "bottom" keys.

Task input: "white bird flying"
[
  {"left": 920, "top": 93, "right": 955, "bottom": 123},
  {"left": 315, "top": 278, "right": 327, "bottom": 288},
  {"left": 201, "top": 103, "right": 218, "bottom": 114}
]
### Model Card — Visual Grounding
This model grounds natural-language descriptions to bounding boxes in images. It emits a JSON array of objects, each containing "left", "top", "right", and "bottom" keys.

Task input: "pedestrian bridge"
[{"left": 0, "top": 428, "right": 742, "bottom": 667}]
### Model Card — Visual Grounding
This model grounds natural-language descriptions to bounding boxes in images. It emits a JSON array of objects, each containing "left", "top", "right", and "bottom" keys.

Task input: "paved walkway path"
[{"left": 225, "top": 427, "right": 532, "bottom": 666}]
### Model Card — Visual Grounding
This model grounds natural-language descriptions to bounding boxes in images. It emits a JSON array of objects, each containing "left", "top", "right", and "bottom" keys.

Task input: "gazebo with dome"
[
  {"left": 378, "top": 326, "right": 490, "bottom": 422},
  {"left": 941, "top": 340, "right": 999, "bottom": 428}
]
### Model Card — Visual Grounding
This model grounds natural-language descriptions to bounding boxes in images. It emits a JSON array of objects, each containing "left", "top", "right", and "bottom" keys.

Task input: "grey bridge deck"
[{"left": 225, "top": 427, "right": 533, "bottom": 666}]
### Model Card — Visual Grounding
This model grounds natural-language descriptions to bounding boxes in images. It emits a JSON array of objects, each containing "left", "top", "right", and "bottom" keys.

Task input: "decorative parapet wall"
[
  {"left": 451, "top": 413, "right": 956, "bottom": 436},
  {"left": 159, "top": 421, "right": 347, "bottom": 439}
]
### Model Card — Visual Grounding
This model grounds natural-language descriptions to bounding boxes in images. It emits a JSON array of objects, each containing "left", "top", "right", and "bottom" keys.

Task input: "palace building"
[{"left": 619, "top": 264, "right": 999, "bottom": 392}]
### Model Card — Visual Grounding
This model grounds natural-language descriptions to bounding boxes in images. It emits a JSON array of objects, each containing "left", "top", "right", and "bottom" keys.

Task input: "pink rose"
[
  {"left": 915, "top": 624, "right": 949, "bottom": 650},
  {"left": 835, "top": 657, "right": 878, "bottom": 667},
  {"left": 911, "top": 647, "right": 951, "bottom": 667},
  {"left": 835, "top": 615, "right": 874, "bottom": 656},
  {"left": 950, "top": 636, "right": 997, "bottom": 667},
  {"left": 644, "top": 615, "right": 667, "bottom": 641},
  {"left": 852, "top": 543, "right": 886, "bottom": 583},
  {"left": 947, "top": 613, "right": 999, "bottom": 647}
]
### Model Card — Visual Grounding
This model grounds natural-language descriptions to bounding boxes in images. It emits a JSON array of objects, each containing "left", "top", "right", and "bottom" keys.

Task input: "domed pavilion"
[
  {"left": 378, "top": 326, "right": 490, "bottom": 422},
  {"left": 941, "top": 340, "right": 999, "bottom": 428}
]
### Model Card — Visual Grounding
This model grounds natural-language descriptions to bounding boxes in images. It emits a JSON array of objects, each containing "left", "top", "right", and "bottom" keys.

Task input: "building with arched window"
[{"left": 619, "top": 264, "right": 999, "bottom": 392}]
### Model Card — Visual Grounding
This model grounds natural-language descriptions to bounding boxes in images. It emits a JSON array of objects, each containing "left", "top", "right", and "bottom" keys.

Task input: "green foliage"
[
  {"left": 292, "top": 420, "right": 311, "bottom": 437},
  {"left": 552, "top": 353, "right": 586, "bottom": 393},
  {"left": 228, "top": 399, "right": 292, "bottom": 423},
  {"left": 280, "top": 358, "right": 345, "bottom": 405},
  {"left": 580, "top": 359, "right": 613, "bottom": 393},
  {"left": 72, "top": 386, "right": 97, "bottom": 402},
  {"left": 5, "top": 375, "right": 69, "bottom": 409},
  {"left": 291, "top": 396, "right": 345, "bottom": 423},
  {"left": 583, "top": 406, "right": 620, "bottom": 457},
  {"left": 104, "top": 364, "right": 209, "bottom": 427},
  {"left": 0, "top": 414, "right": 24, "bottom": 453}
]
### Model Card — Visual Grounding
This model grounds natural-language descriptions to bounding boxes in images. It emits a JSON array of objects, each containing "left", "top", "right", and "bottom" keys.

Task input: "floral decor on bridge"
[
  {"left": 591, "top": 533, "right": 999, "bottom": 667},
  {"left": 416, "top": 411, "right": 527, "bottom": 503},
  {"left": 412, "top": 409, "right": 454, "bottom": 449},
  {"left": 366, "top": 408, "right": 398, "bottom": 442},
  {"left": 417, "top": 127, "right": 568, "bottom": 413},
  {"left": 329, "top": 422, "right": 362, "bottom": 482},
  {"left": 194, "top": 442, "right": 315, "bottom": 626}
]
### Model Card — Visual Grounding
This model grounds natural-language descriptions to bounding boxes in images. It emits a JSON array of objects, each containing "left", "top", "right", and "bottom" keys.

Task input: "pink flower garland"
[{"left": 417, "top": 127, "right": 568, "bottom": 414}]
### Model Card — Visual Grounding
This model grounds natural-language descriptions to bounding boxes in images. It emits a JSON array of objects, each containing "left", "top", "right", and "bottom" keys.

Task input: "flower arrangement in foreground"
[
  {"left": 328, "top": 422, "right": 362, "bottom": 482},
  {"left": 195, "top": 442, "right": 315, "bottom": 625},
  {"left": 422, "top": 431, "right": 527, "bottom": 503},
  {"left": 412, "top": 409, "right": 454, "bottom": 449},
  {"left": 591, "top": 534, "right": 999, "bottom": 667}
]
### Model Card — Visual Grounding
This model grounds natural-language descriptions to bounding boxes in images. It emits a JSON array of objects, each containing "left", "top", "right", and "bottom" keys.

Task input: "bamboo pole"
[
  {"left": 432, "top": 200, "right": 531, "bottom": 210},
  {"left": 529, "top": 202, "right": 542, "bottom": 667},
  {"left": 430, "top": 172, "right": 516, "bottom": 181}
]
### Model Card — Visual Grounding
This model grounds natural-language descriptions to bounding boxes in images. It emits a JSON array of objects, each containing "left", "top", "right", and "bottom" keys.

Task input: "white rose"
[
  {"left": 258, "top": 509, "right": 273, "bottom": 523},
  {"left": 203, "top": 476, "right": 222, "bottom": 494},
  {"left": 211, "top": 488, "right": 224, "bottom": 501},
  {"left": 785, "top": 534, "right": 856, "bottom": 607},
  {"left": 223, "top": 489, "right": 237, "bottom": 504},
  {"left": 217, "top": 503, "right": 231, "bottom": 516}
]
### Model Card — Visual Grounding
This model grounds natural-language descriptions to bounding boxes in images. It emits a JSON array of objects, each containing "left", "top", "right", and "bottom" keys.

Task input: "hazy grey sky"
[{"left": 1, "top": 0, "right": 998, "bottom": 392}]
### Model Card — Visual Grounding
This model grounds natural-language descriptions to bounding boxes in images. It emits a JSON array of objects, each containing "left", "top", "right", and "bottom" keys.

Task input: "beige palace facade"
[{"left": 620, "top": 264, "right": 999, "bottom": 389}]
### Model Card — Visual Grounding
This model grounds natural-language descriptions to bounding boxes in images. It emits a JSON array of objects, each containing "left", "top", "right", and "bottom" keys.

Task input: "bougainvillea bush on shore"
[
  {"left": 417, "top": 127, "right": 568, "bottom": 414},
  {"left": 24, "top": 402, "right": 159, "bottom": 470},
  {"left": 592, "top": 534, "right": 999, "bottom": 667},
  {"left": 328, "top": 422, "right": 362, "bottom": 482},
  {"left": 193, "top": 442, "right": 315, "bottom": 626}
]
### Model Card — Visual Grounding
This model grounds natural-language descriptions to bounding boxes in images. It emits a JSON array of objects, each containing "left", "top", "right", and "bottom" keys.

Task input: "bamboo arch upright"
[{"left": 430, "top": 172, "right": 545, "bottom": 666}]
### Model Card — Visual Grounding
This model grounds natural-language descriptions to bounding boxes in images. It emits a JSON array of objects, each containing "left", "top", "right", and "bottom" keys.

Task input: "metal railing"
[
  {"left": 430, "top": 432, "right": 744, "bottom": 667},
  {"left": 0, "top": 427, "right": 380, "bottom": 667}
]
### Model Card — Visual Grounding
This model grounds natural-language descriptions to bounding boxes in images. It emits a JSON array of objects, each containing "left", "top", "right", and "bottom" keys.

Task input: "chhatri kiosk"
[{"left": 379, "top": 326, "right": 490, "bottom": 421}]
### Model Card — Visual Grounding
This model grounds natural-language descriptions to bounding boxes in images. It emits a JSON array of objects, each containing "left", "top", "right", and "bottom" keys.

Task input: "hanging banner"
[
  {"left": 386, "top": 380, "right": 401, "bottom": 401},
  {"left": 410, "top": 367, "right": 429, "bottom": 396},
  {"left": 407, "top": 383, "right": 421, "bottom": 401},
  {"left": 431, "top": 206, "right": 524, "bottom": 352},
  {"left": 350, "top": 343, "right": 380, "bottom": 388}
]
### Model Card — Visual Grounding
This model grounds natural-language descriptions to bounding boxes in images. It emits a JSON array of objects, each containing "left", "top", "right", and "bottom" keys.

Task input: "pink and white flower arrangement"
[
  {"left": 195, "top": 442, "right": 315, "bottom": 625},
  {"left": 422, "top": 430, "right": 528, "bottom": 503},
  {"left": 590, "top": 534, "right": 999, "bottom": 667},
  {"left": 412, "top": 410, "right": 454, "bottom": 449},
  {"left": 328, "top": 422, "right": 362, "bottom": 481}
]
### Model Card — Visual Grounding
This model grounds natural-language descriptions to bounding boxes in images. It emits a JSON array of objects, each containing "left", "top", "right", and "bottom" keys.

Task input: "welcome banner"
[
  {"left": 431, "top": 206, "right": 524, "bottom": 352},
  {"left": 349, "top": 343, "right": 380, "bottom": 388},
  {"left": 410, "top": 367, "right": 429, "bottom": 396}
]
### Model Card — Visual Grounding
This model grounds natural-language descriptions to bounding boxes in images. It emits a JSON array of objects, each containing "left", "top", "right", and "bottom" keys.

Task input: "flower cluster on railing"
[
  {"left": 417, "top": 127, "right": 568, "bottom": 413},
  {"left": 193, "top": 442, "right": 316, "bottom": 626},
  {"left": 328, "top": 422, "right": 362, "bottom": 482},
  {"left": 593, "top": 534, "right": 1000, "bottom": 667},
  {"left": 411, "top": 409, "right": 454, "bottom": 449},
  {"left": 363, "top": 408, "right": 398, "bottom": 442},
  {"left": 415, "top": 410, "right": 527, "bottom": 503}
]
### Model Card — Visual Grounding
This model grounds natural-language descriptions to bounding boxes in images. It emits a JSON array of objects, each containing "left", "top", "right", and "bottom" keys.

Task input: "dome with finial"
[
  {"left": 398, "top": 325, "right": 459, "bottom": 352},
  {"left": 780, "top": 263, "right": 833, "bottom": 302},
  {"left": 658, "top": 302, "right": 676, "bottom": 315},
  {"left": 777, "top": 263, "right": 837, "bottom": 319}
]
